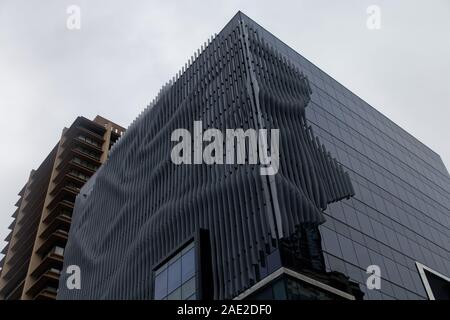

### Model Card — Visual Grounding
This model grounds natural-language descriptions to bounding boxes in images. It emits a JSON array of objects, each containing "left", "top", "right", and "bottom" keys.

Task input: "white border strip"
[
  {"left": 416, "top": 261, "right": 450, "bottom": 300},
  {"left": 234, "top": 267, "right": 355, "bottom": 300}
]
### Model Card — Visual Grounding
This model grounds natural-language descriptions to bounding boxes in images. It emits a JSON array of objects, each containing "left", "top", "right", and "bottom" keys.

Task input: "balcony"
[
  {"left": 14, "top": 197, "right": 23, "bottom": 207},
  {"left": 58, "top": 136, "right": 104, "bottom": 163},
  {"left": 52, "top": 162, "right": 94, "bottom": 188},
  {"left": 0, "top": 261, "right": 28, "bottom": 297},
  {"left": 39, "top": 214, "right": 71, "bottom": 240},
  {"left": 46, "top": 187, "right": 78, "bottom": 213},
  {"left": 3, "top": 279, "right": 24, "bottom": 300},
  {"left": 34, "top": 286, "right": 58, "bottom": 300},
  {"left": 72, "top": 147, "right": 102, "bottom": 163},
  {"left": 8, "top": 219, "right": 16, "bottom": 230},
  {"left": 18, "top": 184, "right": 26, "bottom": 196},
  {"left": 14, "top": 207, "right": 42, "bottom": 241},
  {"left": 36, "top": 230, "right": 69, "bottom": 256},
  {"left": 50, "top": 174, "right": 84, "bottom": 198},
  {"left": 62, "top": 122, "right": 105, "bottom": 147},
  {"left": 31, "top": 246, "right": 64, "bottom": 279},
  {"left": 74, "top": 136, "right": 103, "bottom": 152},
  {"left": 4, "top": 231, "right": 12, "bottom": 242},
  {"left": 1, "top": 243, "right": 9, "bottom": 255},
  {"left": 56, "top": 148, "right": 100, "bottom": 172},
  {"left": 19, "top": 195, "right": 46, "bottom": 226},
  {"left": 43, "top": 201, "right": 73, "bottom": 224},
  {"left": 26, "top": 269, "right": 60, "bottom": 299},
  {"left": 76, "top": 126, "right": 104, "bottom": 144},
  {"left": 3, "top": 240, "right": 34, "bottom": 279},
  {"left": 61, "top": 162, "right": 96, "bottom": 182}
]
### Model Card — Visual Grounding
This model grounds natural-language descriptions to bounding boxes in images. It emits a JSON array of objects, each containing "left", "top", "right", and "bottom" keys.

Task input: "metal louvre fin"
[{"left": 58, "top": 13, "right": 354, "bottom": 300}]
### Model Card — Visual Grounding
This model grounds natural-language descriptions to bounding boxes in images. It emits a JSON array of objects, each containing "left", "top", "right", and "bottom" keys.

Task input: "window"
[
  {"left": 416, "top": 262, "right": 450, "bottom": 300},
  {"left": 74, "top": 147, "right": 101, "bottom": 160},
  {"left": 77, "top": 135, "right": 101, "bottom": 148},
  {"left": 53, "top": 246, "right": 64, "bottom": 256},
  {"left": 71, "top": 157, "right": 98, "bottom": 170},
  {"left": 154, "top": 242, "right": 196, "bottom": 300},
  {"left": 50, "top": 268, "right": 61, "bottom": 274}
]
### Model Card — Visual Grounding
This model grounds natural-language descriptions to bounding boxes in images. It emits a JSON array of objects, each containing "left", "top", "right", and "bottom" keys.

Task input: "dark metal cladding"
[{"left": 57, "top": 12, "right": 354, "bottom": 299}]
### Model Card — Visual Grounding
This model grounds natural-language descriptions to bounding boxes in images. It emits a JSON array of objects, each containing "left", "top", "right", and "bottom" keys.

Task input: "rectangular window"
[{"left": 153, "top": 242, "right": 196, "bottom": 300}]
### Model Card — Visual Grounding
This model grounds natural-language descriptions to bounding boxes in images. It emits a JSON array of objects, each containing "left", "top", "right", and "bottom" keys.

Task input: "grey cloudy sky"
[{"left": 1, "top": 0, "right": 449, "bottom": 255}]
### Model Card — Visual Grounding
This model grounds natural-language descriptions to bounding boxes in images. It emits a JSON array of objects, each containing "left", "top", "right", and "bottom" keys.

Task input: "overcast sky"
[{"left": 1, "top": 0, "right": 449, "bottom": 257}]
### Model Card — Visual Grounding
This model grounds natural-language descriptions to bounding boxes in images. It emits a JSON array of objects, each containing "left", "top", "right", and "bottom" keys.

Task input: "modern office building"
[
  {"left": 0, "top": 116, "right": 124, "bottom": 300},
  {"left": 58, "top": 12, "right": 450, "bottom": 300}
]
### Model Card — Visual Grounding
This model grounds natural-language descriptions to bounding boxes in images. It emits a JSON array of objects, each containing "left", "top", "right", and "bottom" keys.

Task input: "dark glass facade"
[
  {"left": 57, "top": 12, "right": 450, "bottom": 300},
  {"left": 154, "top": 242, "right": 197, "bottom": 300},
  {"left": 291, "top": 43, "right": 450, "bottom": 301}
]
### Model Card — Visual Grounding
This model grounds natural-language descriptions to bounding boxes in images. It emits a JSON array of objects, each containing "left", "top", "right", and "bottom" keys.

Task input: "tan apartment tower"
[{"left": 0, "top": 116, "right": 124, "bottom": 300}]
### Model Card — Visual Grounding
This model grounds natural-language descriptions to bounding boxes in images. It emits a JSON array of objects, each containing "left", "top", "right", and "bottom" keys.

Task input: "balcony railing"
[
  {"left": 35, "top": 230, "right": 69, "bottom": 256},
  {"left": 26, "top": 269, "right": 60, "bottom": 299},
  {"left": 31, "top": 246, "right": 64, "bottom": 278}
]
